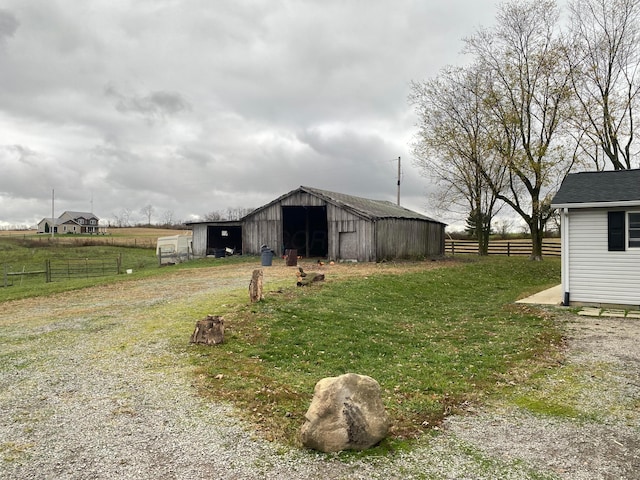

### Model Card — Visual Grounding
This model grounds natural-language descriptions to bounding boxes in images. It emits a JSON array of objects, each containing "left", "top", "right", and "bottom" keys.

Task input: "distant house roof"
[
  {"left": 59, "top": 211, "right": 99, "bottom": 220},
  {"left": 247, "top": 186, "right": 445, "bottom": 223},
  {"left": 38, "top": 217, "right": 61, "bottom": 226},
  {"left": 551, "top": 169, "right": 640, "bottom": 208}
]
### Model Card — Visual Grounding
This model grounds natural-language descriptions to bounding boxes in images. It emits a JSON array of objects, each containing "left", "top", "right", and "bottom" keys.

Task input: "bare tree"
[
  {"left": 410, "top": 65, "right": 507, "bottom": 255},
  {"left": 203, "top": 210, "right": 225, "bottom": 221},
  {"left": 567, "top": 0, "right": 640, "bottom": 170},
  {"left": 161, "top": 209, "right": 174, "bottom": 227},
  {"left": 120, "top": 208, "right": 132, "bottom": 227},
  {"left": 203, "top": 208, "right": 254, "bottom": 221},
  {"left": 465, "top": 0, "right": 575, "bottom": 260},
  {"left": 226, "top": 207, "right": 254, "bottom": 220},
  {"left": 140, "top": 204, "right": 154, "bottom": 226}
]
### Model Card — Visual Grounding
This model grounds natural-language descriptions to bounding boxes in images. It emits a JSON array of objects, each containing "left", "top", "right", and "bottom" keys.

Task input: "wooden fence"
[
  {"left": 2, "top": 256, "right": 123, "bottom": 287},
  {"left": 445, "top": 239, "right": 561, "bottom": 257}
]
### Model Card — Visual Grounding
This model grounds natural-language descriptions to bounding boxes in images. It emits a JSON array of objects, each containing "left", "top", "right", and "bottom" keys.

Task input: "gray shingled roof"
[
  {"left": 551, "top": 169, "right": 640, "bottom": 206},
  {"left": 61, "top": 211, "right": 99, "bottom": 219},
  {"left": 300, "top": 186, "right": 443, "bottom": 222},
  {"left": 244, "top": 186, "right": 444, "bottom": 223}
]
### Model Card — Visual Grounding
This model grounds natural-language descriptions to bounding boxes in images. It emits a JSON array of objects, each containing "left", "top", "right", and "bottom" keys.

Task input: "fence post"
[
  {"left": 451, "top": 241, "right": 455, "bottom": 255},
  {"left": 3, "top": 264, "right": 7, "bottom": 287},
  {"left": 507, "top": 242, "right": 511, "bottom": 257},
  {"left": 45, "top": 259, "right": 51, "bottom": 283},
  {"left": 117, "top": 254, "right": 122, "bottom": 275}
]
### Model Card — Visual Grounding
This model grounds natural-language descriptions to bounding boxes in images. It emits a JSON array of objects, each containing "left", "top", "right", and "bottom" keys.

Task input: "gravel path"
[{"left": 1, "top": 264, "right": 639, "bottom": 479}]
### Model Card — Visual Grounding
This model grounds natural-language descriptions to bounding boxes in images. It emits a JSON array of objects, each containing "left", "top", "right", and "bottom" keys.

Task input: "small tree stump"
[
  {"left": 190, "top": 315, "right": 224, "bottom": 345},
  {"left": 249, "top": 269, "right": 264, "bottom": 302}
]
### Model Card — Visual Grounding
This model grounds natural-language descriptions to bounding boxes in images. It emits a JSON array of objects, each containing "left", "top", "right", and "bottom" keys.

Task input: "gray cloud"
[
  {"left": 0, "top": 0, "right": 500, "bottom": 228},
  {"left": 105, "top": 84, "right": 191, "bottom": 122},
  {"left": 0, "top": 9, "right": 18, "bottom": 43}
]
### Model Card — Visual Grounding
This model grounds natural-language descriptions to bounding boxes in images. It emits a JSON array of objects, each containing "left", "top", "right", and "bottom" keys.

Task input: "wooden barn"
[{"left": 189, "top": 186, "right": 445, "bottom": 262}]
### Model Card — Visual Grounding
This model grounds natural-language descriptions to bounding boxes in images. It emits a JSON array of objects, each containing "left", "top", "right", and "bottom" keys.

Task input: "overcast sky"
[{"left": 0, "top": 0, "right": 501, "bottom": 228}]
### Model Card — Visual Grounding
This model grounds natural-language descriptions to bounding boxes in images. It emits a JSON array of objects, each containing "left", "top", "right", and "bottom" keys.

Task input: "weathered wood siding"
[
  {"left": 242, "top": 203, "right": 283, "bottom": 255},
  {"left": 326, "top": 205, "right": 373, "bottom": 262},
  {"left": 191, "top": 224, "right": 208, "bottom": 257},
  {"left": 568, "top": 208, "right": 640, "bottom": 306},
  {"left": 375, "top": 218, "right": 444, "bottom": 260},
  {"left": 243, "top": 191, "right": 375, "bottom": 260}
]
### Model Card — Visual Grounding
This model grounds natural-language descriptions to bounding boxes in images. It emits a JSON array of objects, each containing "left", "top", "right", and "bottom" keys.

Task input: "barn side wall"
[
  {"left": 326, "top": 205, "right": 374, "bottom": 262},
  {"left": 191, "top": 224, "right": 208, "bottom": 257},
  {"left": 375, "top": 218, "right": 445, "bottom": 260},
  {"left": 242, "top": 203, "right": 283, "bottom": 256}
]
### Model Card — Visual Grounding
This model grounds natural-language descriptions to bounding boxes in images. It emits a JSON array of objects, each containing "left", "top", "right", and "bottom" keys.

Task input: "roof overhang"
[
  {"left": 551, "top": 200, "right": 640, "bottom": 209},
  {"left": 184, "top": 220, "right": 243, "bottom": 227}
]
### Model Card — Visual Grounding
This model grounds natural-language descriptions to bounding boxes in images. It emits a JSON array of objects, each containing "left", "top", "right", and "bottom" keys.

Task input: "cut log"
[
  {"left": 190, "top": 315, "right": 224, "bottom": 345},
  {"left": 249, "top": 269, "right": 264, "bottom": 302},
  {"left": 296, "top": 272, "right": 325, "bottom": 286}
]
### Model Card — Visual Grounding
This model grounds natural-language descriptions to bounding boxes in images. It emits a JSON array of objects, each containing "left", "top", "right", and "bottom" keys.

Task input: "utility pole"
[
  {"left": 51, "top": 188, "right": 55, "bottom": 239},
  {"left": 396, "top": 156, "right": 401, "bottom": 206}
]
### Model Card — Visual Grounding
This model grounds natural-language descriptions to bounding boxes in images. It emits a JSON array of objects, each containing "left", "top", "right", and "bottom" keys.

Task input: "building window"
[
  {"left": 629, "top": 212, "right": 640, "bottom": 248},
  {"left": 608, "top": 211, "right": 625, "bottom": 251}
]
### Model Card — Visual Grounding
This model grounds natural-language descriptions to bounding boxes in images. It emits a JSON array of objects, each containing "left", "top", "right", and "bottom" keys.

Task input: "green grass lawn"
[
  {"left": 0, "top": 236, "right": 255, "bottom": 302},
  {"left": 189, "top": 256, "right": 563, "bottom": 449}
]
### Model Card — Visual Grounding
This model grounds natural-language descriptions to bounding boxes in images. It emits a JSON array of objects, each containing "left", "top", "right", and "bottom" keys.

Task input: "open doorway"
[
  {"left": 282, "top": 206, "right": 328, "bottom": 257},
  {"left": 206, "top": 223, "right": 242, "bottom": 255}
]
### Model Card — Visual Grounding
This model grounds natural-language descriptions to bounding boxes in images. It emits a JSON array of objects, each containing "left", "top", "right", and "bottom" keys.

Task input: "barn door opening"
[
  {"left": 282, "top": 206, "right": 328, "bottom": 258},
  {"left": 207, "top": 225, "right": 242, "bottom": 255}
]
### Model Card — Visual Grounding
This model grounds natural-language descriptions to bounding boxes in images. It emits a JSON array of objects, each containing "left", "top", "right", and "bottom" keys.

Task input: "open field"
[
  {"left": 0, "top": 227, "right": 191, "bottom": 248},
  {"left": 0, "top": 227, "right": 190, "bottom": 237}
]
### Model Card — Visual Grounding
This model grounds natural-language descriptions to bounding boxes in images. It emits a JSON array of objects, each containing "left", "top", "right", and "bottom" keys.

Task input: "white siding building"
[{"left": 551, "top": 169, "right": 640, "bottom": 308}]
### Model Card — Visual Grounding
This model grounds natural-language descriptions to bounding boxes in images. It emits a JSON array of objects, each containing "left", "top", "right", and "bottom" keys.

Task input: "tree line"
[
  {"left": 410, "top": 0, "right": 640, "bottom": 259},
  {"left": 108, "top": 205, "right": 255, "bottom": 228}
]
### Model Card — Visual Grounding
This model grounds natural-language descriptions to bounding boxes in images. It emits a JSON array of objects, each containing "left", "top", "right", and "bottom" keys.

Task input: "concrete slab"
[
  {"left": 578, "top": 308, "right": 601, "bottom": 317},
  {"left": 626, "top": 311, "right": 640, "bottom": 319},
  {"left": 600, "top": 309, "right": 627, "bottom": 318},
  {"left": 516, "top": 284, "right": 563, "bottom": 305}
]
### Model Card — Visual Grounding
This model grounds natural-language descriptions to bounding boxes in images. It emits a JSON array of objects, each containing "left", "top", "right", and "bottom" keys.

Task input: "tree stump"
[
  {"left": 190, "top": 315, "right": 224, "bottom": 345},
  {"left": 249, "top": 269, "right": 264, "bottom": 302}
]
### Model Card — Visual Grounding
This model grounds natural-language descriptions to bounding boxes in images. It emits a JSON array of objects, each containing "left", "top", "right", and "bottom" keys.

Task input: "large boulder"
[{"left": 300, "top": 373, "right": 390, "bottom": 453}]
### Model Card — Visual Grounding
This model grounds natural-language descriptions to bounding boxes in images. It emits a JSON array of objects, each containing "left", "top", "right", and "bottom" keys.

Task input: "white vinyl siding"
[{"left": 568, "top": 209, "right": 640, "bottom": 306}]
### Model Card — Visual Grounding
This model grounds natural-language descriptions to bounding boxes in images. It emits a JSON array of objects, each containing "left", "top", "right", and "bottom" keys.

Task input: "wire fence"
[{"left": 2, "top": 256, "right": 129, "bottom": 287}]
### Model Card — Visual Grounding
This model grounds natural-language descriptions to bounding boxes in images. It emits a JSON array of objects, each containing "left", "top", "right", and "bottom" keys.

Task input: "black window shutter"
[{"left": 608, "top": 211, "right": 625, "bottom": 251}]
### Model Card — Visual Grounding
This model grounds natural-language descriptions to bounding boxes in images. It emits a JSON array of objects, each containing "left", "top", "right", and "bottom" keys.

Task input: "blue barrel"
[{"left": 261, "top": 248, "right": 274, "bottom": 266}]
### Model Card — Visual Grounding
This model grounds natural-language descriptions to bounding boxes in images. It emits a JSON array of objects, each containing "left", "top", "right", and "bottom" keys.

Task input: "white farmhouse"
[{"left": 551, "top": 169, "right": 640, "bottom": 307}]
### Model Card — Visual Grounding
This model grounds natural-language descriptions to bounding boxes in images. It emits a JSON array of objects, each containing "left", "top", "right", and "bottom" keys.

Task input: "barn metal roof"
[
  {"left": 551, "top": 169, "right": 640, "bottom": 207},
  {"left": 247, "top": 186, "right": 444, "bottom": 223}
]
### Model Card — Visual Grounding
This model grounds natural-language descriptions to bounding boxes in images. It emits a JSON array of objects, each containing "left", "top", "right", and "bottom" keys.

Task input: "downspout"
[{"left": 561, "top": 207, "right": 570, "bottom": 306}]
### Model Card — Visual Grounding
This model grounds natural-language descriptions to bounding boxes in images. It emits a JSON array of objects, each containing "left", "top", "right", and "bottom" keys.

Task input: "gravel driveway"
[{"left": 1, "top": 263, "right": 639, "bottom": 479}]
